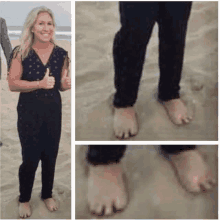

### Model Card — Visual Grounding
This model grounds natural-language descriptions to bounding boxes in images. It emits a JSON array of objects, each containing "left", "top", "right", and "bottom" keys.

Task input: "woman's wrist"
[{"left": 37, "top": 80, "right": 42, "bottom": 89}]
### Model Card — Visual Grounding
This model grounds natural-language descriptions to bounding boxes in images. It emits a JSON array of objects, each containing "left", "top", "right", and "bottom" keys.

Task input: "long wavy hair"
[{"left": 14, "top": 6, "right": 56, "bottom": 60}]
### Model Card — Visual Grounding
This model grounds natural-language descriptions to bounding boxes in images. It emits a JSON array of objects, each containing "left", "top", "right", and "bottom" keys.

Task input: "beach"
[
  {"left": 1, "top": 39, "right": 71, "bottom": 219},
  {"left": 76, "top": 145, "right": 218, "bottom": 219},
  {"left": 75, "top": 1, "right": 218, "bottom": 141}
]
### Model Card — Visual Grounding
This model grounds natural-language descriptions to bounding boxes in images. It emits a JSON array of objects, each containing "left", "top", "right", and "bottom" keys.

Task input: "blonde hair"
[{"left": 14, "top": 6, "right": 56, "bottom": 60}]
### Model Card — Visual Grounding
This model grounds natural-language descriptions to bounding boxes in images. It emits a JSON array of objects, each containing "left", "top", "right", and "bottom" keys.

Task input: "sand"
[
  {"left": 0, "top": 39, "right": 71, "bottom": 219},
  {"left": 75, "top": 145, "right": 218, "bottom": 219},
  {"left": 75, "top": 1, "right": 218, "bottom": 141}
]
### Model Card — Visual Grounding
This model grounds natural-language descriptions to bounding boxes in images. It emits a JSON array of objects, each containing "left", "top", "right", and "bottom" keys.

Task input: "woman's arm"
[
  {"left": 60, "top": 56, "right": 71, "bottom": 91},
  {"left": 8, "top": 55, "right": 55, "bottom": 92}
]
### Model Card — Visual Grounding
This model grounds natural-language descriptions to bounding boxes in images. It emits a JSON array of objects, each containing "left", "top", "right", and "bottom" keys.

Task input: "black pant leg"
[
  {"left": 87, "top": 145, "right": 127, "bottom": 165},
  {"left": 113, "top": 2, "right": 158, "bottom": 107},
  {"left": 161, "top": 145, "right": 196, "bottom": 154},
  {"left": 17, "top": 104, "right": 42, "bottom": 203},
  {"left": 158, "top": 2, "right": 192, "bottom": 101},
  {"left": 41, "top": 101, "right": 61, "bottom": 199}
]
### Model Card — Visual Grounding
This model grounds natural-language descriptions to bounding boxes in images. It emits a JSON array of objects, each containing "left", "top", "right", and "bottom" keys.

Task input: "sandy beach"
[
  {"left": 76, "top": 1, "right": 218, "bottom": 141},
  {"left": 1, "top": 39, "right": 71, "bottom": 219},
  {"left": 76, "top": 145, "right": 218, "bottom": 219}
]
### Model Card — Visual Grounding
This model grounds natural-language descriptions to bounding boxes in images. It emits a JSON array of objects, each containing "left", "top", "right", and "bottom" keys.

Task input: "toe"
[
  {"left": 90, "top": 202, "right": 99, "bottom": 213},
  {"left": 115, "top": 195, "right": 127, "bottom": 210},
  {"left": 174, "top": 116, "right": 183, "bottom": 125},
  {"left": 188, "top": 183, "right": 200, "bottom": 193},
  {"left": 130, "top": 126, "right": 138, "bottom": 137},
  {"left": 201, "top": 181, "right": 212, "bottom": 191},
  {"left": 183, "top": 115, "right": 189, "bottom": 123},
  {"left": 209, "top": 177, "right": 217, "bottom": 186},
  {"left": 188, "top": 115, "right": 193, "bottom": 120},
  {"left": 96, "top": 204, "right": 103, "bottom": 215},
  {"left": 114, "top": 128, "right": 120, "bottom": 138},
  {"left": 105, "top": 204, "right": 113, "bottom": 216},
  {"left": 116, "top": 130, "right": 123, "bottom": 139},
  {"left": 124, "top": 130, "right": 129, "bottom": 139}
]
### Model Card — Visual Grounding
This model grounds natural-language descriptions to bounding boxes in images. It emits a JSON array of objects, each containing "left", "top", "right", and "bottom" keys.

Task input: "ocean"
[{"left": 7, "top": 26, "right": 71, "bottom": 41}]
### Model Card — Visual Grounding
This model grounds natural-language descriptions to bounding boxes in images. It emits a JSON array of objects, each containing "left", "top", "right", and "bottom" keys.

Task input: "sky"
[{"left": 0, "top": 1, "right": 71, "bottom": 27}]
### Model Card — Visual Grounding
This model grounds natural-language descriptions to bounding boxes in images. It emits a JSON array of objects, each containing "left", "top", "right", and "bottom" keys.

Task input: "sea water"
[{"left": 7, "top": 26, "right": 71, "bottom": 42}]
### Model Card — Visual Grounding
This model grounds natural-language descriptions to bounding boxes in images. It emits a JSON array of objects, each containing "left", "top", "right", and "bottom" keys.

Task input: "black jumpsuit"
[{"left": 9, "top": 45, "right": 68, "bottom": 203}]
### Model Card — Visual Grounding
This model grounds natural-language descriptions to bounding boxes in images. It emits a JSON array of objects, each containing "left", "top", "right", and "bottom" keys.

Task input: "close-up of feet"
[{"left": 76, "top": 145, "right": 218, "bottom": 219}]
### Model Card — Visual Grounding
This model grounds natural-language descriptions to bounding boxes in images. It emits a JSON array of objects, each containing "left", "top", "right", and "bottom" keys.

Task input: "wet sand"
[
  {"left": 76, "top": 1, "right": 218, "bottom": 141},
  {"left": 0, "top": 39, "right": 71, "bottom": 219},
  {"left": 75, "top": 145, "right": 218, "bottom": 219}
]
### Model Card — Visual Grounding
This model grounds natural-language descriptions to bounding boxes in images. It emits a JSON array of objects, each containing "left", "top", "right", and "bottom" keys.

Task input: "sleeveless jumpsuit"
[{"left": 10, "top": 45, "right": 68, "bottom": 203}]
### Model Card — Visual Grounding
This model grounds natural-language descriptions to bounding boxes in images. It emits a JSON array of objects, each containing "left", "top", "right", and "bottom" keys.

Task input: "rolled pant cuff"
[
  {"left": 161, "top": 145, "right": 196, "bottom": 154},
  {"left": 41, "top": 192, "right": 53, "bottom": 200},
  {"left": 87, "top": 145, "right": 127, "bottom": 166},
  {"left": 158, "top": 92, "right": 180, "bottom": 102},
  {"left": 113, "top": 96, "right": 135, "bottom": 108},
  {"left": 19, "top": 196, "right": 30, "bottom": 203}
]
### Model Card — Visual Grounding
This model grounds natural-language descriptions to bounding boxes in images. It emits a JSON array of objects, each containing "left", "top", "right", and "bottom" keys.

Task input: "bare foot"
[
  {"left": 88, "top": 163, "right": 128, "bottom": 216},
  {"left": 19, "top": 202, "right": 31, "bottom": 218},
  {"left": 170, "top": 149, "right": 217, "bottom": 193},
  {"left": 114, "top": 107, "right": 138, "bottom": 139},
  {"left": 43, "top": 198, "right": 59, "bottom": 212},
  {"left": 163, "top": 98, "right": 192, "bottom": 125}
]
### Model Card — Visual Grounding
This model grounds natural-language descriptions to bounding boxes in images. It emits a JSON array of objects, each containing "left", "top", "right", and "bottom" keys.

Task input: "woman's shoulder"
[
  {"left": 12, "top": 45, "right": 21, "bottom": 52},
  {"left": 54, "top": 44, "right": 68, "bottom": 56},
  {"left": 10, "top": 45, "right": 22, "bottom": 60}
]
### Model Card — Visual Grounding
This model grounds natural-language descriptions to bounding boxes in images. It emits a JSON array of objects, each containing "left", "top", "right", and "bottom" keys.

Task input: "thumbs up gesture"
[
  {"left": 61, "top": 69, "right": 71, "bottom": 90},
  {"left": 39, "top": 68, "right": 55, "bottom": 89}
]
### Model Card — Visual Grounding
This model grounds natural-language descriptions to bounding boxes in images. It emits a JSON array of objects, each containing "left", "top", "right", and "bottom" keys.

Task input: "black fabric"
[
  {"left": 87, "top": 145, "right": 127, "bottom": 165},
  {"left": 10, "top": 45, "right": 67, "bottom": 203},
  {"left": 113, "top": 2, "right": 192, "bottom": 107},
  {"left": 161, "top": 145, "right": 196, "bottom": 154},
  {"left": 87, "top": 145, "right": 197, "bottom": 165}
]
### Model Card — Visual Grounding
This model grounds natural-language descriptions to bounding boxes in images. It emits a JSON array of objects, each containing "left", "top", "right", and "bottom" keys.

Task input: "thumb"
[
  {"left": 44, "top": 68, "right": 50, "bottom": 78},
  {"left": 62, "top": 69, "right": 68, "bottom": 78}
]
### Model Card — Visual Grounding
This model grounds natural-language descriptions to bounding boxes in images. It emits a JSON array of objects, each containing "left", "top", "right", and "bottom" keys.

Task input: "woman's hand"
[
  {"left": 61, "top": 69, "right": 71, "bottom": 90},
  {"left": 39, "top": 68, "right": 55, "bottom": 89}
]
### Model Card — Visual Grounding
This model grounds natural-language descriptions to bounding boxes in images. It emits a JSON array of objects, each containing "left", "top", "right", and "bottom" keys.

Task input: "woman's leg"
[
  {"left": 18, "top": 108, "right": 42, "bottom": 203},
  {"left": 17, "top": 105, "right": 43, "bottom": 218},
  {"left": 113, "top": 2, "right": 159, "bottom": 139},
  {"left": 88, "top": 145, "right": 127, "bottom": 216},
  {"left": 158, "top": 2, "right": 192, "bottom": 101},
  {"left": 157, "top": 2, "right": 193, "bottom": 124},
  {"left": 40, "top": 102, "right": 61, "bottom": 211}
]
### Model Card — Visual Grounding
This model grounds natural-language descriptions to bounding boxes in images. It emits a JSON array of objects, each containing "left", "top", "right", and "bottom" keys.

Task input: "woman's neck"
[{"left": 32, "top": 40, "right": 53, "bottom": 50}]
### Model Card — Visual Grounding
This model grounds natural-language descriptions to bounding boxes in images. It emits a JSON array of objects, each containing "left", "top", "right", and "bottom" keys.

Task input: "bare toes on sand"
[
  {"left": 114, "top": 107, "right": 138, "bottom": 139},
  {"left": 170, "top": 149, "right": 216, "bottom": 193},
  {"left": 88, "top": 163, "right": 128, "bottom": 216},
  {"left": 43, "top": 198, "right": 59, "bottom": 212},
  {"left": 163, "top": 98, "right": 192, "bottom": 125},
  {"left": 19, "top": 202, "right": 31, "bottom": 218}
]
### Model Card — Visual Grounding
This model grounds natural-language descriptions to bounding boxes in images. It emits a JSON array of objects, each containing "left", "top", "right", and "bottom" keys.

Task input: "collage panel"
[
  {"left": 75, "top": 145, "right": 218, "bottom": 219},
  {"left": 0, "top": 1, "right": 71, "bottom": 219},
  {"left": 75, "top": 1, "right": 218, "bottom": 141}
]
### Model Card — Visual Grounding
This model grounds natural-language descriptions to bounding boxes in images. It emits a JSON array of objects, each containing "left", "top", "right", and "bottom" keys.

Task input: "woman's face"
[{"left": 32, "top": 12, "right": 55, "bottom": 43}]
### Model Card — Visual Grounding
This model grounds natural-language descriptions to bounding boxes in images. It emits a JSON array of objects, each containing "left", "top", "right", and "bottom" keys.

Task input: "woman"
[{"left": 8, "top": 6, "right": 71, "bottom": 218}]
